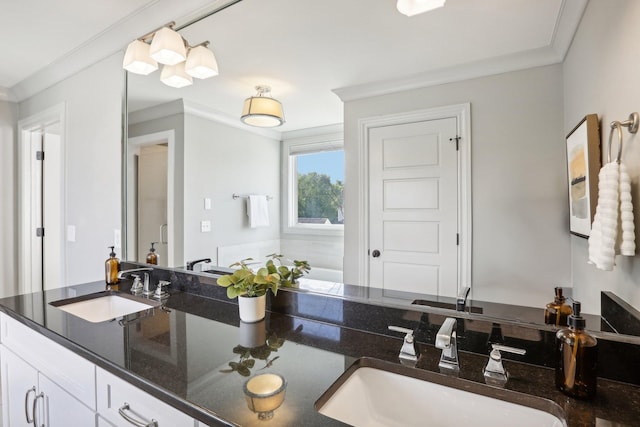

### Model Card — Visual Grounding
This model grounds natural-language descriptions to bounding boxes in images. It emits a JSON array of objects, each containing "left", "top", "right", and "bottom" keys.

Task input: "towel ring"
[{"left": 608, "top": 121, "right": 623, "bottom": 164}]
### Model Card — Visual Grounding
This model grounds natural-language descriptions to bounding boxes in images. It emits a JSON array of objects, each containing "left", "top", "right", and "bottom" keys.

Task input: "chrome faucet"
[
  {"left": 388, "top": 326, "right": 419, "bottom": 366},
  {"left": 118, "top": 267, "right": 153, "bottom": 296},
  {"left": 435, "top": 318, "right": 459, "bottom": 373},
  {"left": 483, "top": 344, "right": 526, "bottom": 387}
]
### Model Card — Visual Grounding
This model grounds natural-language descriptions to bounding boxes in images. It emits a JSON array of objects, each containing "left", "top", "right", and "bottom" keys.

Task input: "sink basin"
[
  {"left": 50, "top": 291, "right": 161, "bottom": 323},
  {"left": 316, "top": 358, "right": 566, "bottom": 427}
]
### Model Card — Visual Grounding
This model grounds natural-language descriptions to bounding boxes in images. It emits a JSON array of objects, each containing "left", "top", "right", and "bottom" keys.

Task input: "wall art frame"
[{"left": 565, "top": 113, "right": 601, "bottom": 238}]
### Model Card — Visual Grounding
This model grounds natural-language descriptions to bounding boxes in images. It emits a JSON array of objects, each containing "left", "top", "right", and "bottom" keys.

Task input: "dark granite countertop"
[{"left": 0, "top": 281, "right": 638, "bottom": 427}]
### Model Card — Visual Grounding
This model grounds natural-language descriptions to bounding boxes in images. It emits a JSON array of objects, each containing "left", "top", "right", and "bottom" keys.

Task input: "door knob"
[{"left": 372, "top": 249, "right": 381, "bottom": 258}]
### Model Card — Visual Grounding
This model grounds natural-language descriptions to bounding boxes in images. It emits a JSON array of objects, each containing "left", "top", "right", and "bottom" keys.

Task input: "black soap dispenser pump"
[
  {"left": 555, "top": 301, "right": 597, "bottom": 399},
  {"left": 146, "top": 242, "right": 159, "bottom": 265}
]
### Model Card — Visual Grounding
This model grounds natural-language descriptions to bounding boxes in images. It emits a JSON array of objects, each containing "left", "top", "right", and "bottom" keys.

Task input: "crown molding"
[
  {"left": 0, "top": 86, "right": 15, "bottom": 102},
  {"left": 183, "top": 99, "right": 281, "bottom": 140},
  {"left": 281, "top": 123, "right": 343, "bottom": 142},
  {"left": 333, "top": 0, "right": 587, "bottom": 102},
  {"left": 128, "top": 98, "right": 281, "bottom": 140}
]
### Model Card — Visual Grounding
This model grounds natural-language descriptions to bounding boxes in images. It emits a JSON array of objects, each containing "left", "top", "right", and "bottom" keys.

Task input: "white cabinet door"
[
  {"left": 97, "top": 367, "right": 194, "bottom": 427},
  {"left": 39, "top": 373, "right": 96, "bottom": 427},
  {"left": 1, "top": 345, "right": 97, "bottom": 427},
  {"left": 1, "top": 345, "right": 39, "bottom": 427}
]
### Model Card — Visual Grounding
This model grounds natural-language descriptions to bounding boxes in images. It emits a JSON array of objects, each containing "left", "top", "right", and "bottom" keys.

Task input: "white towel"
[
  {"left": 588, "top": 161, "right": 635, "bottom": 271},
  {"left": 619, "top": 163, "right": 636, "bottom": 255},
  {"left": 247, "top": 195, "right": 270, "bottom": 228}
]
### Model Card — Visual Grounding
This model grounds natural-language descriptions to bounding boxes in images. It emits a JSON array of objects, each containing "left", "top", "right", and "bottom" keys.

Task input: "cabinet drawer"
[
  {"left": 97, "top": 367, "right": 194, "bottom": 427},
  {"left": 0, "top": 313, "right": 96, "bottom": 410}
]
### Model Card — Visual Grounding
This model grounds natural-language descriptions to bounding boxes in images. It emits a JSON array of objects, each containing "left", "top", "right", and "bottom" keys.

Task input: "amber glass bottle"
[
  {"left": 105, "top": 246, "right": 120, "bottom": 289},
  {"left": 146, "top": 242, "right": 159, "bottom": 265},
  {"left": 555, "top": 302, "right": 597, "bottom": 399},
  {"left": 544, "top": 287, "right": 572, "bottom": 326}
]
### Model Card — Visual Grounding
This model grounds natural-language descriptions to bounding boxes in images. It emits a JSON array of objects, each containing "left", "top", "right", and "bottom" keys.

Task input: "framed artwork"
[{"left": 565, "top": 114, "right": 601, "bottom": 238}]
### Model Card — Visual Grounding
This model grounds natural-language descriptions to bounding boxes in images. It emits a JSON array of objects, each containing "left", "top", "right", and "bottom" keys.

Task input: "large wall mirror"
[{"left": 124, "top": 0, "right": 640, "bottom": 340}]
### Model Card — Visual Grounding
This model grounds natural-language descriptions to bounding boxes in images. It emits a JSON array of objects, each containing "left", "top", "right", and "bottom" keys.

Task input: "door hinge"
[
  {"left": 36, "top": 227, "right": 45, "bottom": 237},
  {"left": 36, "top": 151, "right": 44, "bottom": 161},
  {"left": 456, "top": 233, "right": 459, "bottom": 245},
  {"left": 449, "top": 136, "right": 461, "bottom": 151}
]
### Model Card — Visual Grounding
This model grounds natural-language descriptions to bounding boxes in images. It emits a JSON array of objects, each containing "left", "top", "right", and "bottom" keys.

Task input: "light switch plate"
[
  {"left": 67, "top": 225, "right": 76, "bottom": 242},
  {"left": 204, "top": 198, "right": 212, "bottom": 210},
  {"left": 201, "top": 220, "right": 211, "bottom": 232},
  {"left": 114, "top": 229, "right": 121, "bottom": 248}
]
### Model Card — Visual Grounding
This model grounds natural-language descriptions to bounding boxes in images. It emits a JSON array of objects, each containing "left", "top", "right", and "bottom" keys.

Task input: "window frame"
[{"left": 282, "top": 129, "right": 344, "bottom": 236}]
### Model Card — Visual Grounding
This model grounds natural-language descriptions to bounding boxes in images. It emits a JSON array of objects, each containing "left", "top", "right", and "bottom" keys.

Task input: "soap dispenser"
[
  {"left": 146, "top": 242, "right": 159, "bottom": 265},
  {"left": 555, "top": 301, "right": 597, "bottom": 399},
  {"left": 105, "top": 246, "right": 120, "bottom": 290},
  {"left": 544, "top": 287, "right": 572, "bottom": 326}
]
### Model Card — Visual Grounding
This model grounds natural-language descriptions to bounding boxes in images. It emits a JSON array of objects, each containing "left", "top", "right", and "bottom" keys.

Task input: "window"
[{"left": 282, "top": 129, "right": 344, "bottom": 235}]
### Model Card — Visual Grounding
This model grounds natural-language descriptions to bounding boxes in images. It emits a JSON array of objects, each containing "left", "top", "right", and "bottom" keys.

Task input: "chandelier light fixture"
[
  {"left": 396, "top": 0, "right": 446, "bottom": 16},
  {"left": 240, "top": 86, "right": 285, "bottom": 128},
  {"left": 122, "top": 22, "right": 219, "bottom": 88}
]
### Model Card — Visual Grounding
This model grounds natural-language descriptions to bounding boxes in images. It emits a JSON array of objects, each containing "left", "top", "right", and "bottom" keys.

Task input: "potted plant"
[{"left": 217, "top": 254, "right": 310, "bottom": 322}]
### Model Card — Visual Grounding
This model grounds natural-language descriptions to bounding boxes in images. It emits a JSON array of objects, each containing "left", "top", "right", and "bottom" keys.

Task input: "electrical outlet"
[
  {"left": 114, "top": 229, "right": 121, "bottom": 248},
  {"left": 201, "top": 220, "right": 211, "bottom": 233}
]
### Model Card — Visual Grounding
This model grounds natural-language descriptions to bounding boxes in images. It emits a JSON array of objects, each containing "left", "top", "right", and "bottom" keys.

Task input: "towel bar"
[
  {"left": 233, "top": 193, "right": 273, "bottom": 200},
  {"left": 608, "top": 112, "right": 638, "bottom": 163}
]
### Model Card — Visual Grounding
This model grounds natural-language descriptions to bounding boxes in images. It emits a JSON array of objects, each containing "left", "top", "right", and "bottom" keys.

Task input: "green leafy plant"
[
  {"left": 220, "top": 332, "right": 286, "bottom": 377},
  {"left": 216, "top": 254, "right": 311, "bottom": 299}
]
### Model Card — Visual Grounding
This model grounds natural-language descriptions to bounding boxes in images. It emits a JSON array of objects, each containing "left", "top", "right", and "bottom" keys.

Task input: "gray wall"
[
  {"left": 183, "top": 113, "right": 280, "bottom": 264},
  {"left": 0, "top": 99, "right": 18, "bottom": 296},
  {"left": 343, "top": 64, "right": 571, "bottom": 309},
  {"left": 18, "top": 53, "right": 123, "bottom": 287},
  {"left": 564, "top": 0, "right": 640, "bottom": 314}
]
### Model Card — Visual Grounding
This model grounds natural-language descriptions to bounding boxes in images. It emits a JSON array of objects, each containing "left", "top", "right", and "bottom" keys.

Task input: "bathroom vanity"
[{"left": 0, "top": 276, "right": 639, "bottom": 427}]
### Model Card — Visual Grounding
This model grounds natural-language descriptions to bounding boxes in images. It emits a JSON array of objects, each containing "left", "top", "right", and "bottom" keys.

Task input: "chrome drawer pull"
[
  {"left": 24, "top": 386, "right": 36, "bottom": 423},
  {"left": 32, "top": 392, "right": 44, "bottom": 427},
  {"left": 118, "top": 403, "right": 159, "bottom": 427}
]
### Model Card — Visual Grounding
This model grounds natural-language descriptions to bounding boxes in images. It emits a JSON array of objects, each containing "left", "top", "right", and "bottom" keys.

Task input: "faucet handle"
[
  {"left": 483, "top": 344, "right": 526, "bottom": 386},
  {"left": 130, "top": 275, "right": 143, "bottom": 295},
  {"left": 153, "top": 280, "right": 170, "bottom": 300},
  {"left": 388, "top": 326, "right": 418, "bottom": 365}
]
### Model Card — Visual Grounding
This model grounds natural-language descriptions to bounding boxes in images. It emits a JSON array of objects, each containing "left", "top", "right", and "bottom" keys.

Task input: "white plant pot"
[{"left": 238, "top": 294, "right": 266, "bottom": 323}]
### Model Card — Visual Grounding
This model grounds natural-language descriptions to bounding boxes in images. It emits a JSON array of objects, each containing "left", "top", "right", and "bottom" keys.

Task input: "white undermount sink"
[
  {"left": 316, "top": 358, "right": 566, "bottom": 427},
  {"left": 50, "top": 291, "right": 161, "bottom": 323}
]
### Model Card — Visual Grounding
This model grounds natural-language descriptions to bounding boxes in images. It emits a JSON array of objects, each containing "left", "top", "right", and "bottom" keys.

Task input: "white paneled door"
[{"left": 369, "top": 118, "right": 459, "bottom": 299}]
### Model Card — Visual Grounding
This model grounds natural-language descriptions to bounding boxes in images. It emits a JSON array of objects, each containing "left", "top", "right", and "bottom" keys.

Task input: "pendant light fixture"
[
  {"left": 122, "top": 22, "right": 219, "bottom": 88},
  {"left": 149, "top": 25, "right": 187, "bottom": 66},
  {"left": 397, "top": 0, "right": 446, "bottom": 16},
  {"left": 185, "top": 42, "right": 219, "bottom": 79},
  {"left": 160, "top": 62, "right": 193, "bottom": 88},
  {"left": 241, "top": 86, "right": 285, "bottom": 128},
  {"left": 122, "top": 39, "right": 158, "bottom": 75}
]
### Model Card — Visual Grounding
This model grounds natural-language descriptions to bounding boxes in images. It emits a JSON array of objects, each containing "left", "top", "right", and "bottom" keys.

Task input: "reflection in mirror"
[{"left": 123, "top": 0, "right": 640, "bottom": 340}]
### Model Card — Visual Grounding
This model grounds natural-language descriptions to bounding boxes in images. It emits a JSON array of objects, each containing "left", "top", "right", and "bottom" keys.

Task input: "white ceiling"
[{"left": 1, "top": 0, "right": 587, "bottom": 132}]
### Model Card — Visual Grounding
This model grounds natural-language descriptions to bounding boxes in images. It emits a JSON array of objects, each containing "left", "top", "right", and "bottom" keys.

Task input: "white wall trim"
[
  {"left": 0, "top": 86, "right": 14, "bottom": 102},
  {"left": 17, "top": 103, "right": 67, "bottom": 294},
  {"left": 334, "top": 0, "right": 587, "bottom": 103},
  {"left": 128, "top": 98, "right": 281, "bottom": 140},
  {"left": 357, "top": 103, "right": 472, "bottom": 293},
  {"left": 127, "top": 130, "right": 176, "bottom": 266}
]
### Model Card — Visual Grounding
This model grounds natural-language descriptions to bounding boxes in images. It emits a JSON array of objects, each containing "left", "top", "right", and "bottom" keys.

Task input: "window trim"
[{"left": 281, "top": 126, "right": 344, "bottom": 236}]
